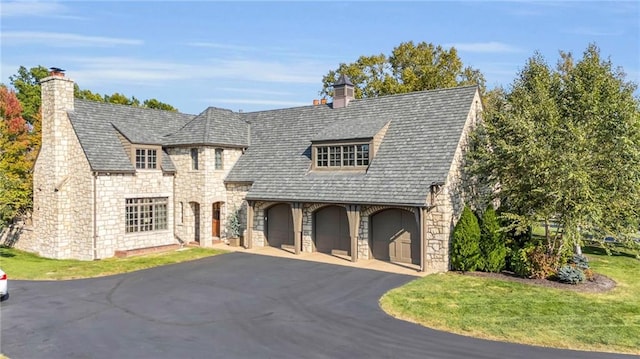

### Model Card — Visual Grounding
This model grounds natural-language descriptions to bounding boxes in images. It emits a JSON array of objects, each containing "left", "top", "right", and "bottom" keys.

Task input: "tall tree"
[
  {"left": 468, "top": 44, "right": 640, "bottom": 254},
  {"left": 8, "top": 65, "right": 49, "bottom": 126},
  {"left": 320, "top": 41, "right": 485, "bottom": 98},
  {"left": 0, "top": 86, "right": 33, "bottom": 224}
]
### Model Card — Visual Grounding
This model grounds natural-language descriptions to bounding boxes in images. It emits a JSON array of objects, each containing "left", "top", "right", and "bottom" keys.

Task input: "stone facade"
[
  {"left": 93, "top": 172, "right": 174, "bottom": 259},
  {"left": 423, "top": 90, "right": 482, "bottom": 271},
  {"left": 23, "top": 74, "right": 478, "bottom": 271},
  {"left": 17, "top": 75, "right": 95, "bottom": 259},
  {"left": 170, "top": 146, "right": 244, "bottom": 246}
]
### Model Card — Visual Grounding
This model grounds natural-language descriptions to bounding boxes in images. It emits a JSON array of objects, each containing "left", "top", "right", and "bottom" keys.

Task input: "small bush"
[
  {"left": 451, "top": 206, "right": 481, "bottom": 272},
  {"left": 479, "top": 205, "right": 506, "bottom": 272},
  {"left": 570, "top": 254, "right": 589, "bottom": 270},
  {"left": 510, "top": 247, "right": 532, "bottom": 278},
  {"left": 557, "top": 265, "right": 585, "bottom": 284}
]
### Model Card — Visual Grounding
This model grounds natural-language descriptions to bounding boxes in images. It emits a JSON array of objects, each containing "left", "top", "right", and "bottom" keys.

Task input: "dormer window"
[
  {"left": 135, "top": 148, "right": 157, "bottom": 169},
  {"left": 314, "top": 142, "right": 370, "bottom": 169}
]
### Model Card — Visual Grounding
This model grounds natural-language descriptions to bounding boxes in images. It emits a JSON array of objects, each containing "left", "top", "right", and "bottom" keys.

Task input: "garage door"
[
  {"left": 371, "top": 209, "right": 419, "bottom": 264},
  {"left": 314, "top": 206, "right": 350, "bottom": 255},
  {"left": 266, "top": 204, "right": 294, "bottom": 248}
]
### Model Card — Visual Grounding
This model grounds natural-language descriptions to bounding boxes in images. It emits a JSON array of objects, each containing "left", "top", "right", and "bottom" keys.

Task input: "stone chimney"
[
  {"left": 39, "top": 68, "right": 74, "bottom": 153},
  {"left": 332, "top": 74, "right": 355, "bottom": 109}
]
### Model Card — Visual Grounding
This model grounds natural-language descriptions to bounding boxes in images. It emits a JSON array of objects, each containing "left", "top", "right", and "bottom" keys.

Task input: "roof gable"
[
  {"left": 226, "top": 86, "right": 479, "bottom": 206},
  {"left": 68, "top": 99, "right": 194, "bottom": 172},
  {"left": 163, "top": 107, "right": 249, "bottom": 147}
]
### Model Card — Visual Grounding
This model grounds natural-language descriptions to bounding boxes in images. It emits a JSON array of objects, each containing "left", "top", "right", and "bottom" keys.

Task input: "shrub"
[
  {"left": 570, "top": 254, "right": 589, "bottom": 270},
  {"left": 451, "top": 206, "right": 481, "bottom": 272},
  {"left": 510, "top": 247, "right": 532, "bottom": 278},
  {"left": 557, "top": 265, "right": 585, "bottom": 284},
  {"left": 479, "top": 205, "right": 506, "bottom": 272}
]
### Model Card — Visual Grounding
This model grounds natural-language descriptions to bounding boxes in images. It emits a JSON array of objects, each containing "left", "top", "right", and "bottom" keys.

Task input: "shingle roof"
[
  {"left": 162, "top": 107, "right": 249, "bottom": 147},
  {"left": 226, "top": 86, "right": 478, "bottom": 206},
  {"left": 68, "top": 100, "right": 194, "bottom": 173}
]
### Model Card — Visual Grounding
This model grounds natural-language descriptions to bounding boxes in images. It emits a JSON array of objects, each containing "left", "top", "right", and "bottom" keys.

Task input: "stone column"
[
  {"left": 416, "top": 207, "right": 426, "bottom": 272},
  {"left": 291, "top": 203, "right": 303, "bottom": 255},
  {"left": 346, "top": 205, "right": 361, "bottom": 263},
  {"left": 246, "top": 201, "right": 254, "bottom": 249}
]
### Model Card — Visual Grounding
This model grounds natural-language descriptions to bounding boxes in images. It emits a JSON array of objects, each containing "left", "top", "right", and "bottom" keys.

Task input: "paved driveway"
[{"left": 0, "top": 252, "right": 632, "bottom": 359}]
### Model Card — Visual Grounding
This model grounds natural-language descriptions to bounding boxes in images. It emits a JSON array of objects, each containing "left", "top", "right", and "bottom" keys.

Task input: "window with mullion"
[
  {"left": 342, "top": 145, "right": 355, "bottom": 166},
  {"left": 125, "top": 197, "right": 168, "bottom": 233},
  {"left": 135, "top": 148, "right": 157, "bottom": 169},
  {"left": 329, "top": 146, "right": 341, "bottom": 166}
]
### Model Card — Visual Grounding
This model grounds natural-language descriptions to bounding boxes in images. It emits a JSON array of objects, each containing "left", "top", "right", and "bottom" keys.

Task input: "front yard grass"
[
  {"left": 380, "top": 246, "right": 640, "bottom": 354},
  {"left": 0, "top": 246, "right": 226, "bottom": 280}
]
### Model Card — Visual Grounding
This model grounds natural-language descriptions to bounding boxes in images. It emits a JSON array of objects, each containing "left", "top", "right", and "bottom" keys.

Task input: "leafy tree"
[
  {"left": 468, "top": 44, "right": 640, "bottom": 257},
  {"left": 0, "top": 86, "right": 34, "bottom": 224},
  {"left": 451, "top": 206, "right": 481, "bottom": 271},
  {"left": 479, "top": 205, "right": 506, "bottom": 272},
  {"left": 75, "top": 86, "right": 105, "bottom": 102},
  {"left": 320, "top": 41, "right": 485, "bottom": 98},
  {"left": 8, "top": 65, "right": 49, "bottom": 126},
  {"left": 143, "top": 98, "right": 177, "bottom": 111}
]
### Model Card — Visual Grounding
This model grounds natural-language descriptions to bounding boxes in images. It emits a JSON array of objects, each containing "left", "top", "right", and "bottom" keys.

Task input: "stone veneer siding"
[
  {"left": 244, "top": 91, "right": 481, "bottom": 273},
  {"left": 423, "top": 90, "right": 482, "bottom": 272},
  {"left": 17, "top": 75, "right": 94, "bottom": 260},
  {"left": 170, "top": 146, "right": 244, "bottom": 246},
  {"left": 93, "top": 171, "right": 174, "bottom": 259}
]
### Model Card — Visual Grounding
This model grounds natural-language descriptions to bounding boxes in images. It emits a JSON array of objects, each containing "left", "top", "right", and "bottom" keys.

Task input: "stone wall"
[
  {"left": 17, "top": 75, "right": 94, "bottom": 260},
  {"left": 170, "top": 146, "right": 244, "bottom": 246},
  {"left": 93, "top": 172, "right": 174, "bottom": 258},
  {"left": 423, "top": 89, "right": 482, "bottom": 272}
]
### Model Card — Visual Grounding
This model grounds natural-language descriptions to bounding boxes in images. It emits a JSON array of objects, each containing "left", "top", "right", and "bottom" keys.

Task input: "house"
[{"left": 16, "top": 69, "right": 482, "bottom": 272}]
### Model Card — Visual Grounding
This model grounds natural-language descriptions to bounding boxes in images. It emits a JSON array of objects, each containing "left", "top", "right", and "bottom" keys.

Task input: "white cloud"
[
  {"left": 55, "top": 56, "right": 327, "bottom": 86},
  {"left": 447, "top": 41, "right": 523, "bottom": 53},
  {"left": 1, "top": 31, "right": 142, "bottom": 47},
  {"left": 0, "top": 1, "right": 82, "bottom": 19}
]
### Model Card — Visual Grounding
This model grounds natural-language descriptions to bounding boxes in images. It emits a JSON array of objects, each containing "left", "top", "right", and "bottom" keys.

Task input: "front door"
[{"left": 212, "top": 203, "right": 221, "bottom": 237}]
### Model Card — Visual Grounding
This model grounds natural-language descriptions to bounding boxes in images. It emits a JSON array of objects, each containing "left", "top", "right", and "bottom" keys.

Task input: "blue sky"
[{"left": 1, "top": 1, "right": 638, "bottom": 114}]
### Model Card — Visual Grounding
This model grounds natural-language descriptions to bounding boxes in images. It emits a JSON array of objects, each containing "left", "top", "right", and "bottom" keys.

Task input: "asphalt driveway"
[{"left": 0, "top": 252, "right": 632, "bottom": 359}]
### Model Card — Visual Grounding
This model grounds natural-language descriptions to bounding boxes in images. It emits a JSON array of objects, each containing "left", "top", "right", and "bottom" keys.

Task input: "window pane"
[
  {"left": 125, "top": 197, "right": 168, "bottom": 233},
  {"left": 357, "top": 144, "right": 370, "bottom": 166},
  {"left": 135, "top": 149, "right": 145, "bottom": 169},
  {"left": 329, "top": 146, "right": 341, "bottom": 167},
  {"left": 316, "top": 147, "right": 328, "bottom": 167},
  {"left": 342, "top": 145, "right": 355, "bottom": 166},
  {"left": 147, "top": 149, "right": 157, "bottom": 169},
  {"left": 215, "top": 149, "right": 223, "bottom": 170},
  {"left": 191, "top": 148, "right": 198, "bottom": 170}
]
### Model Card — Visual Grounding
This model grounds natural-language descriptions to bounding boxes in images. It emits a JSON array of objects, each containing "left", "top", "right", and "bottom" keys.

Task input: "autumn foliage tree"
[{"left": 0, "top": 86, "right": 35, "bottom": 225}]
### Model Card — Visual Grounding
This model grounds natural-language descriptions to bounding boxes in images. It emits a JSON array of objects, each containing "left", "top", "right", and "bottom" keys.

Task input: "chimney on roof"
[
  {"left": 49, "top": 67, "right": 66, "bottom": 77},
  {"left": 332, "top": 74, "right": 354, "bottom": 109}
]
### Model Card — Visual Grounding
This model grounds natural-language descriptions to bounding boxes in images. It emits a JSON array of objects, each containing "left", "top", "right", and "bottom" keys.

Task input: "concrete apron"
[{"left": 210, "top": 242, "right": 432, "bottom": 277}]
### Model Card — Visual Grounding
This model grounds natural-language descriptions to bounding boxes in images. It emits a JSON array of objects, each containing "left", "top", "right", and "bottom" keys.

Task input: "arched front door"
[
  {"left": 212, "top": 202, "right": 222, "bottom": 238},
  {"left": 314, "top": 206, "right": 350, "bottom": 254},
  {"left": 371, "top": 209, "right": 419, "bottom": 264},
  {"left": 266, "top": 204, "right": 294, "bottom": 248}
]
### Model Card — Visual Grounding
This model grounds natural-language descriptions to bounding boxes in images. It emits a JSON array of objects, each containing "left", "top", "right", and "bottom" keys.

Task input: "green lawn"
[
  {"left": 0, "top": 246, "right": 226, "bottom": 280},
  {"left": 380, "top": 246, "right": 640, "bottom": 354}
]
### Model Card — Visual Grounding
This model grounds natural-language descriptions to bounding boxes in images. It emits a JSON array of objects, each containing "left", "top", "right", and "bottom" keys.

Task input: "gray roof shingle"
[
  {"left": 68, "top": 100, "right": 194, "bottom": 172},
  {"left": 163, "top": 107, "right": 249, "bottom": 147},
  {"left": 226, "top": 86, "right": 478, "bottom": 206}
]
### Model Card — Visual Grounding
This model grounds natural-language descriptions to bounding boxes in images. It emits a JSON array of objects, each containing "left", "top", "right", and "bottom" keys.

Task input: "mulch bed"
[{"left": 463, "top": 271, "right": 616, "bottom": 293}]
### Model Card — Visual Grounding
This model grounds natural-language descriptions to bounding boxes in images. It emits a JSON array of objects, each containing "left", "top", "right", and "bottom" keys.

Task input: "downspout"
[{"left": 92, "top": 172, "right": 98, "bottom": 260}]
